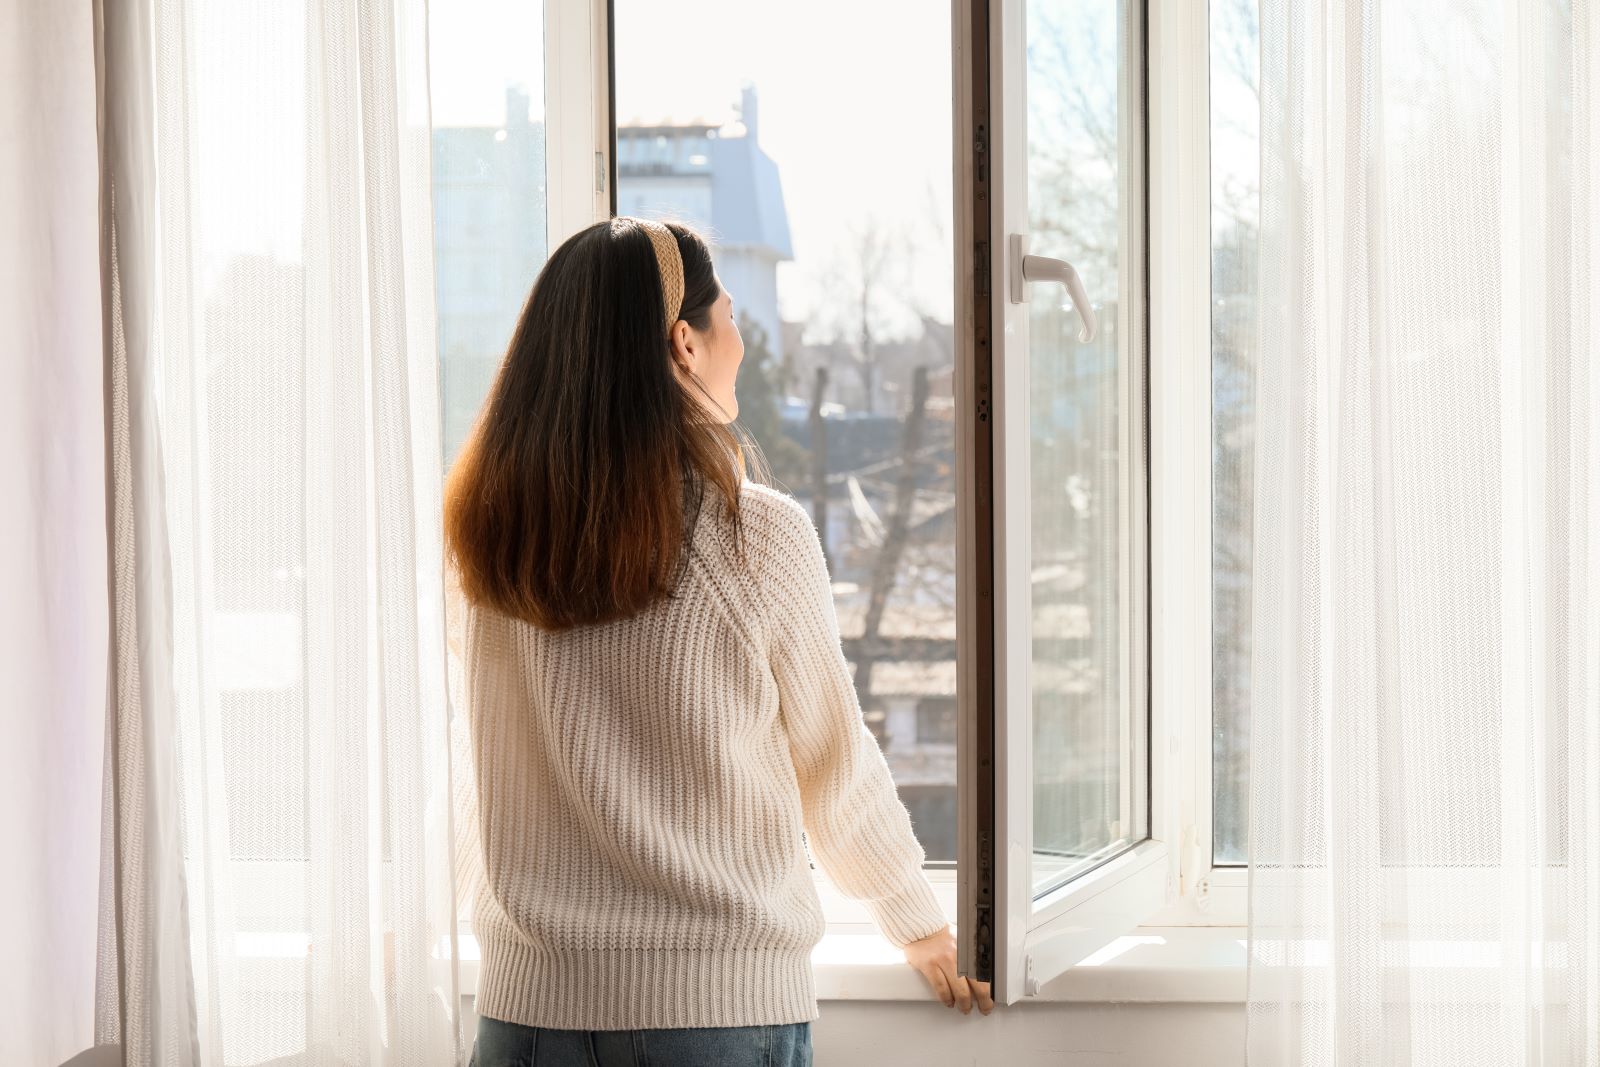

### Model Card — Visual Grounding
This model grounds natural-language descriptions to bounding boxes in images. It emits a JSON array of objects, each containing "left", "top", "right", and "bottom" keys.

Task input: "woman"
[{"left": 445, "top": 216, "right": 993, "bottom": 1067}]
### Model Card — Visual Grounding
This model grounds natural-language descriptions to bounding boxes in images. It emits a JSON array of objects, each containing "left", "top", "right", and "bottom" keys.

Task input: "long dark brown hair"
[{"left": 444, "top": 216, "right": 748, "bottom": 630}]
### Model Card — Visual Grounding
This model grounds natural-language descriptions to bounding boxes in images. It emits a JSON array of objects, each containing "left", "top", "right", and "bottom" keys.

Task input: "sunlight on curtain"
[
  {"left": 1247, "top": 1, "right": 1600, "bottom": 1063},
  {"left": 97, "top": 0, "right": 462, "bottom": 1062}
]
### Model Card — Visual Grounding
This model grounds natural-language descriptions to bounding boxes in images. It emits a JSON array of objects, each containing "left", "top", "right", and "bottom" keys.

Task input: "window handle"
[{"left": 1007, "top": 233, "right": 1097, "bottom": 343}]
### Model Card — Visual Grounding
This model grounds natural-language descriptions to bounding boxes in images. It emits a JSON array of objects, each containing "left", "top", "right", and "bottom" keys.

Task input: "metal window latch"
[{"left": 1007, "top": 233, "right": 1097, "bottom": 343}]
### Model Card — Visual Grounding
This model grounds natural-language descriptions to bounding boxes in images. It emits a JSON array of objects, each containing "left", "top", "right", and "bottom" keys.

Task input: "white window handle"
[{"left": 1008, "top": 233, "right": 1097, "bottom": 343}]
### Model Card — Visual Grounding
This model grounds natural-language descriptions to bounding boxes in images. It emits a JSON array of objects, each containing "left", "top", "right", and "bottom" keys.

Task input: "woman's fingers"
[
  {"left": 901, "top": 925, "right": 993, "bottom": 1014},
  {"left": 941, "top": 961, "right": 974, "bottom": 1013},
  {"left": 920, "top": 961, "right": 955, "bottom": 1007},
  {"left": 971, "top": 977, "right": 995, "bottom": 1015}
]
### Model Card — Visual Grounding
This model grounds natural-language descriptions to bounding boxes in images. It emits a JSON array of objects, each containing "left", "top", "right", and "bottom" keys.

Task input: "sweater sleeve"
[{"left": 761, "top": 498, "right": 950, "bottom": 949}]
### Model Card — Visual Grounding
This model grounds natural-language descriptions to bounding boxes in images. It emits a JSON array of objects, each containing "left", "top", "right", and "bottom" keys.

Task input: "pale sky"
[
  {"left": 195, "top": 3, "right": 1257, "bottom": 332},
  {"left": 428, "top": 0, "right": 957, "bottom": 336}
]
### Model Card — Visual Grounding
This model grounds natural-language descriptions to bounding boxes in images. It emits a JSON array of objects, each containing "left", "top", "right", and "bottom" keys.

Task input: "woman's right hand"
[{"left": 902, "top": 925, "right": 994, "bottom": 1015}]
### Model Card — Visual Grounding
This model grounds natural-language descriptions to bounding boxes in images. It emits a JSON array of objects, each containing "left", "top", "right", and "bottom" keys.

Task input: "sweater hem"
[{"left": 475, "top": 931, "right": 822, "bottom": 1031}]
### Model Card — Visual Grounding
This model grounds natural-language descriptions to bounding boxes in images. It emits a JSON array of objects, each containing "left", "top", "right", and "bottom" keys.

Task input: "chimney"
[{"left": 739, "top": 84, "right": 758, "bottom": 142}]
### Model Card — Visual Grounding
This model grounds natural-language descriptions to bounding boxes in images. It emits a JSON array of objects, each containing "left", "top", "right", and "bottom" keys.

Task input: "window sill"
[
  {"left": 809, "top": 870, "right": 1246, "bottom": 1004},
  {"left": 451, "top": 925, "right": 1247, "bottom": 1005},
  {"left": 812, "top": 924, "right": 1247, "bottom": 1004}
]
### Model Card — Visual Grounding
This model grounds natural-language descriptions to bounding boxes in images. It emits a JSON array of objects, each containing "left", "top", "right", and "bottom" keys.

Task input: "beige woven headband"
[{"left": 635, "top": 218, "right": 684, "bottom": 335}]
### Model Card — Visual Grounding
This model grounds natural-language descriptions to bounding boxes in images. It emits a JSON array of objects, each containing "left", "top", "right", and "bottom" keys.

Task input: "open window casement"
[{"left": 956, "top": 0, "right": 1208, "bottom": 1004}]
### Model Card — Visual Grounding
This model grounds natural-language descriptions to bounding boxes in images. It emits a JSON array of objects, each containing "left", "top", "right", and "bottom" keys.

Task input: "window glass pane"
[
  {"left": 1024, "top": 0, "right": 1146, "bottom": 897},
  {"left": 614, "top": 0, "right": 958, "bottom": 863},
  {"left": 428, "top": 4, "right": 549, "bottom": 465},
  {"left": 1210, "top": 0, "right": 1259, "bottom": 866},
  {"left": 428, "top": 0, "right": 548, "bottom": 932}
]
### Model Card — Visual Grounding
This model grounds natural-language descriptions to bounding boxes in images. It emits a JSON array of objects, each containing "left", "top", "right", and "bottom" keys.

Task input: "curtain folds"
[
  {"left": 94, "top": 0, "right": 463, "bottom": 1063},
  {"left": 1246, "top": 1, "right": 1600, "bottom": 1064}
]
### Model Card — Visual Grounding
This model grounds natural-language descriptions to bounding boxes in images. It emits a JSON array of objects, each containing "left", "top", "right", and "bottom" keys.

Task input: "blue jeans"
[{"left": 469, "top": 1012, "right": 813, "bottom": 1067}]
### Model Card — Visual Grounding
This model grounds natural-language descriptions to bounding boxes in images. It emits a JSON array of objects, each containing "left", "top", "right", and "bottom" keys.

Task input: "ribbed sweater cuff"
[{"left": 864, "top": 875, "right": 950, "bottom": 948}]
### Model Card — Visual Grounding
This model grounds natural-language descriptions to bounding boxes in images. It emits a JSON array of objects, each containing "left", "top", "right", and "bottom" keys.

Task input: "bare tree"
[
  {"left": 1026, "top": 6, "right": 1120, "bottom": 285},
  {"left": 814, "top": 218, "right": 915, "bottom": 414}
]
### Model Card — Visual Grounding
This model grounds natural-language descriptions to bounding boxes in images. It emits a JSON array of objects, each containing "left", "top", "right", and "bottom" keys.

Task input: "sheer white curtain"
[
  {"left": 95, "top": 0, "right": 464, "bottom": 1063},
  {"left": 0, "top": 5, "right": 109, "bottom": 1065},
  {"left": 1247, "top": 1, "right": 1600, "bottom": 1064}
]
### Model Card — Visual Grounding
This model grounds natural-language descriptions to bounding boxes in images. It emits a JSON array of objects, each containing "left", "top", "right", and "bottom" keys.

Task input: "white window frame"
[
  {"left": 544, "top": 0, "right": 613, "bottom": 245},
  {"left": 1143, "top": 0, "right": 1248, "bottom": 931}
]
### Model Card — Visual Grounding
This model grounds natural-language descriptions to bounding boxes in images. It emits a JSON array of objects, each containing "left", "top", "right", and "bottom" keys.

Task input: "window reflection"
[
  {"left": 1024, "top": 0, "right": 1145, "bottom": 895},
  {"left": 1211, "top": 0, "right": 1258, "bottom": 868},
  {"left": 433, "top": 86, "right": 548, "bottom": 464}
]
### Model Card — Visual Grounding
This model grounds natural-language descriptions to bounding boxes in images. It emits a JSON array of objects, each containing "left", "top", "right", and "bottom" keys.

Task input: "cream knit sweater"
[{"left": 447, "top": 480, "right": 948, "bottom": 1031}]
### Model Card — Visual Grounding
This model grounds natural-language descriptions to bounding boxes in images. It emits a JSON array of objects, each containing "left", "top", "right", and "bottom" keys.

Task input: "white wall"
[{"left": 813, "top": 1001, "right": 1244, "bottom": 1066}]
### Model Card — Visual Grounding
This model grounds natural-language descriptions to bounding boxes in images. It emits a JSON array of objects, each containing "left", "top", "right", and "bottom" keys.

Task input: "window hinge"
[{"left": 1024, "top": 952, "right": 1039, "bottom": 997}]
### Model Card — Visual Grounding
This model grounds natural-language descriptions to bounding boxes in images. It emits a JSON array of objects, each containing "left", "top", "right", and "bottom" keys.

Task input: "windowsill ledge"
[{"left": 812, "top": 924, "right": 1247, "bottom": 1004}]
